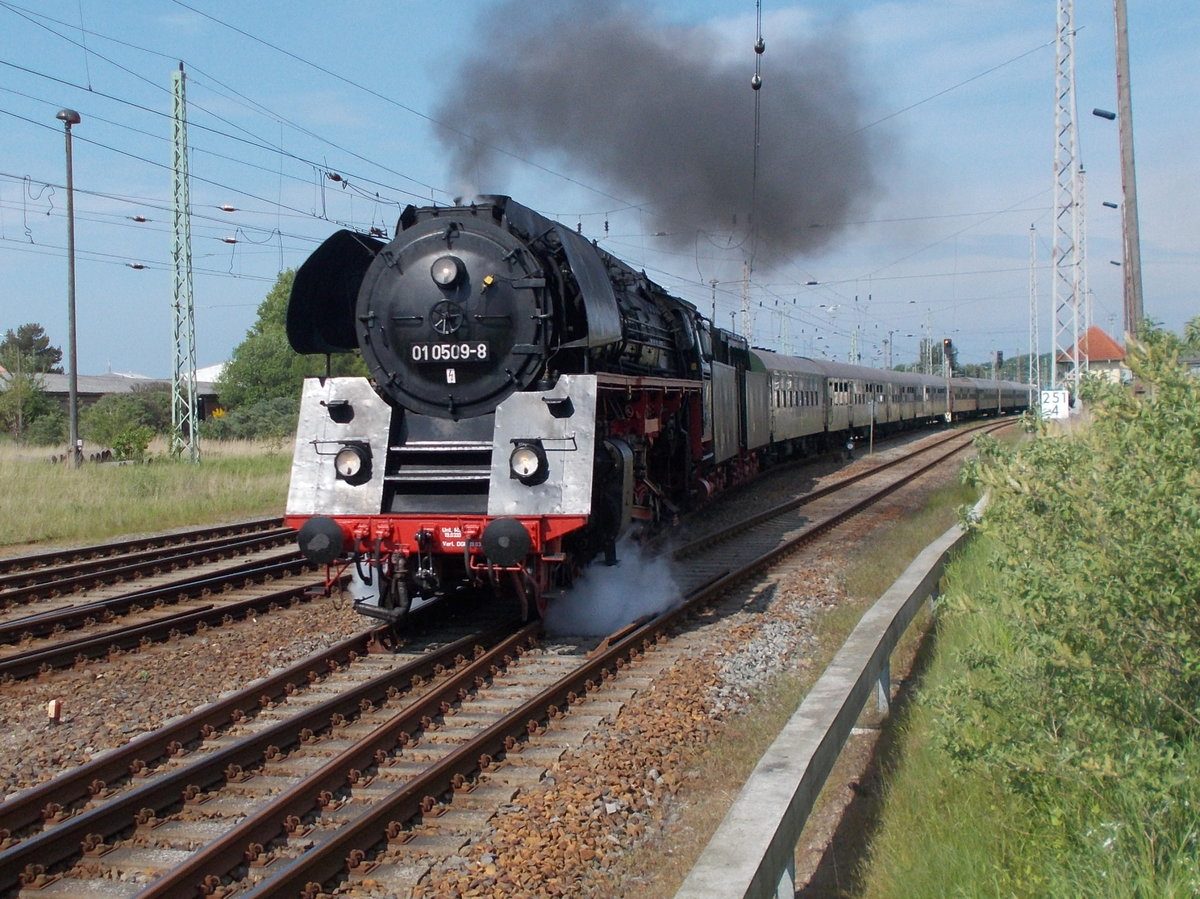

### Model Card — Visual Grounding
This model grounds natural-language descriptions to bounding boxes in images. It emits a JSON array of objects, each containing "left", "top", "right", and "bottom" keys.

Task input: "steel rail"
[
  {"left": 0, "top": 517, "right": 283, "bottom": 575},
  {"left": 0, "top": 594, "right": 454, "bottom": 839},
  {"left": 0, "top": 530, "right": 294, "bottom": 609},
  {"left": 242, "top": 422, "right": 1005, "bottom": 897},
  {"left": 242, "top": 630, "right": 648, "bottom": 897},
  {"left": 137, "top": 623, "right": 540, "bottom": 899},
  {"left": 0, "top": 555, "right": 308, "bottom": 644},
  {"left": 673, "top": 422, "right": 1004, "bottom": 560},
  {"left": 0, "top": 526, "right": 292, "bottom": 594},
  {"left": 678, "top": 423, "right": 1009, "bottom": 607},
  {"left": 0, "top": 624, "right": 386, "bottom": 840},
  {"left": 0, "top": 626, "right": 515, "bottom": 894},
  {"left": 0, "top": 575, "right": 316, "bottom": 680}
]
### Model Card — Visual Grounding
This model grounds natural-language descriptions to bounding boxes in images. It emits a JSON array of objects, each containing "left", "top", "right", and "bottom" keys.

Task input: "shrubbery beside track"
[{"left": 861, "top": 328, "right": 1200, "bottom": 897}]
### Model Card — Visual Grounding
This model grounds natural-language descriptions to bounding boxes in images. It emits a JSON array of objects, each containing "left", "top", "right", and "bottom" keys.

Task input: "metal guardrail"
[{"left": 675, "top": 498, "right": 986, "bottom": 899}]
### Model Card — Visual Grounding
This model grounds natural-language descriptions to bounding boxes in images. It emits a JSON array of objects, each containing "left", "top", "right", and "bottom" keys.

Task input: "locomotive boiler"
[{"left": 285, "top": 196, "right": 717, "bottom": 622}]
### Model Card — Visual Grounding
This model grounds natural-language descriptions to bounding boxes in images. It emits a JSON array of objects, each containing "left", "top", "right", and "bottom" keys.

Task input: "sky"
[{"left": 1, "top": 0, "right": 1195, "bottom": 379}]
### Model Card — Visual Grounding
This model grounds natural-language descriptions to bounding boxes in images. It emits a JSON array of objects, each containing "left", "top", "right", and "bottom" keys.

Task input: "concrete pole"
[
  {"left": 56, "top": 109, "right": 81, "bottom": 468},
  {"left": 1113, "top": 0, "right": 1144, "bottom": 336}
]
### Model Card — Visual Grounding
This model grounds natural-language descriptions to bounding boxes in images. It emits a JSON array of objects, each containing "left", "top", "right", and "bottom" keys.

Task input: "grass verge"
[
  {"left": 0, "top": 440, "right": 291, "bottom": 550},
  {"left": 856, "top": 534, "right": 1200, "bottom": 898}
]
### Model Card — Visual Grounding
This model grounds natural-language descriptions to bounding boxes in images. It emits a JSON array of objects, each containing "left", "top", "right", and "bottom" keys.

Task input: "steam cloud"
[
  {"left": 435, "top": 1, "right": 884, "bottom": 256},
  {"left": 543, "top": 538, "right": 681, "bottom": 637}
]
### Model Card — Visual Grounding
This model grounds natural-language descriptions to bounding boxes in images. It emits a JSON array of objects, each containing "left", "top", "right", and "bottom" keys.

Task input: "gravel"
[
  {"left": 0, "top": 430, "right": 964, "bottom": 897},
  {"left": 0, "top": 592, "right": 361, "bottom": 802},
  {"left": 411, "top": 439, "right": 963, "bottom": 898}
]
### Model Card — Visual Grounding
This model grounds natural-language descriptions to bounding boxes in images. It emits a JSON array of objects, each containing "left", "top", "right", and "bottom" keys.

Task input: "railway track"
[
  {"left": 670, "top": 421, "right": 1006, "bottom": 588},
  {"left": 0, "top": 422, "right": 1004, "bottom": 898},
  {"left": 0, "top": 520, "right": 290, "bottom": 609},
  {"left": 0, "top": 563, "right": 315, "bottom": 681},
  {"left": 0, "top": 523, "right": 314, "bottom": 681},
  {"left": 0, "top": 518, "right": 283, "bottom": 581}
]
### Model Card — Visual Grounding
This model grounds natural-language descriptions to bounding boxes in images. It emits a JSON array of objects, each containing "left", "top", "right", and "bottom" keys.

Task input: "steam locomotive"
[{"left": 284, "top": 196, "right": 1027, "bottom": 622}]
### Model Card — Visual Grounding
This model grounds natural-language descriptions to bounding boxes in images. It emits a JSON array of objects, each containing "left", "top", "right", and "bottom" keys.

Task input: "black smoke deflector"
[{"left": 287, "top": 229, "right": 384, "bottom": 355}]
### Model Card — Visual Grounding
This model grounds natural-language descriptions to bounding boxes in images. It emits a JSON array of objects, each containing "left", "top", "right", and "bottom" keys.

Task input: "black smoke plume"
[{"left": 435, "top": 2, "right": 885, "bottom": 256}]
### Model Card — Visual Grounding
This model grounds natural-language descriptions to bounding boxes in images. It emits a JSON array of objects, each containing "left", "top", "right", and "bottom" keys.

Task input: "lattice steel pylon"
[
  {"left": 1052, "top": 0, "right": 1084, "bottom": 390},
  {"left": 171, "top": 63, "right": 200, "bottom": 462}
]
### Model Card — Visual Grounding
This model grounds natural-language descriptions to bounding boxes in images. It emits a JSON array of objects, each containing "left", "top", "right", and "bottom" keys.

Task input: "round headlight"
[
  {"left": 509, "top": 445, "right": 543, "bottom": 479},
  {"left": 431, "top": 255, "right": 463, "bottom": 288},
  {"left": 334, "top": 445, "right": 366, "bottom": 479}
]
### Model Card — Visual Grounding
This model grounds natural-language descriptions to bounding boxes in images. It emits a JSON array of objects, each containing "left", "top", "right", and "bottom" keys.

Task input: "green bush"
[
  {"left": 204, "top": 395, "right": 298, "bottom": 441},
  {"left": 932, "top": 328, "right": 1200, "bottom": 889},
  {"left": 128, "top": 382, "right": 172, "bottom": 432},
  {"left": 22, "top": 406, "right": 67, "bottom": 446},
  {"left": 110, "top": 424, "right": 154, "bottom": 461},
  {"left": 81, "top": 392, "right": 162, "bottom": 448},
  {"left": 861, "top": 328, "right": 1200, "bottom": 897}
]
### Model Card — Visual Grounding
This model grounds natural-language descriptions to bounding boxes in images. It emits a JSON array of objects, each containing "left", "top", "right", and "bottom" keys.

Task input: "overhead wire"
[
  {"left": 1, "top": 1, "right": 1069, "bottom": 365},
  {"left": 0, "top": 107, "right": 362, "bottom": 232},
  {"left": 170, "top": 0, "right": 638, "bottom": 209},
  {"left": 0, "top": 56, "right": 434, "bottom": 207}
]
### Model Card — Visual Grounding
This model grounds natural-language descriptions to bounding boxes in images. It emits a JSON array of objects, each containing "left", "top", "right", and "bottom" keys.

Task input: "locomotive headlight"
[
  {"left": 430, "top": 255, "right": 464, "bottom": 288},
  {"left": 509, "top": 440, "right": 548, "bottom": 486},
  {"left": 333, "top": 442, "right": 372, "bottom": 485}
]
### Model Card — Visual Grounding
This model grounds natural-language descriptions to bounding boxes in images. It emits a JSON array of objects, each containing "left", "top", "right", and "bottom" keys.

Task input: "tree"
[
  {"left": 215, "top": 270, "right": 365, "bottom": 410},
  {"left": 0, "top": 322, "right": 65, "bottom": 441},
  {"left": 81, "top": 394, "right": 151, "bottom": 448},
  {"left": 130, "top": 382, "right": 172, "bottom": 433},
  {"left": 23, "top": 406, "right": 67, "bottom": 445},
  {"left": 1185, "top": 314, "right": 1200, "bottom": 349},
  {"left": 0, "top": 323, "right": 63, "bottom": 374},
  {"left": 0, "top": 368, "right": 55, "bottom": 439}
]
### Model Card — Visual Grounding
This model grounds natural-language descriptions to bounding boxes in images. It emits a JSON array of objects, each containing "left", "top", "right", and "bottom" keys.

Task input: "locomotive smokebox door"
[
  {"left": 488, "top": 374, "right": 598, "bottom": 517},
  {"left": 354, "top": 216, "right": 548, "bottom": 420}
]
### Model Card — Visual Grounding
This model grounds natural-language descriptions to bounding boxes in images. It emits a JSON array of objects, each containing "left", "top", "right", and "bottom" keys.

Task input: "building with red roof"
[{"left": 1056, "top": 326, "right": 1128, "bottom": 384}]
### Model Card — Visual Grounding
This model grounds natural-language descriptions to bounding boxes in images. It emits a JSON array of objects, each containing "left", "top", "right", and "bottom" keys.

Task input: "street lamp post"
[{"left": 56, "top": 109, "right": 81, "bottom": 467}]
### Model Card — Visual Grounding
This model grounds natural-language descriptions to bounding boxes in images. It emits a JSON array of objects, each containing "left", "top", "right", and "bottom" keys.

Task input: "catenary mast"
[
  {"left": 1051, "top": 0, "right": 1084, "bottom": 389},
  {"left": 171, "top": 63, "right": 200, "bottom": 462}
]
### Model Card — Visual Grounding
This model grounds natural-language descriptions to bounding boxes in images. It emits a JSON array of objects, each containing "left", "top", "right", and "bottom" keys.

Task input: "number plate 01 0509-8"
[{"left": 409, "top": 341, "right": 490, "bottom": 363}]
